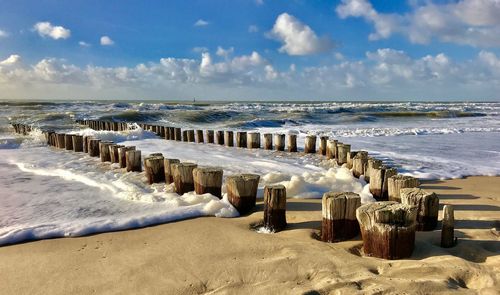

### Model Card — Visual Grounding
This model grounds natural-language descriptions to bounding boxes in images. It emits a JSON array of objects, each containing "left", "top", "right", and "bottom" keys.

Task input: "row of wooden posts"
[{"left": 12, "top": 122, "right": 455, "bottom": 260}]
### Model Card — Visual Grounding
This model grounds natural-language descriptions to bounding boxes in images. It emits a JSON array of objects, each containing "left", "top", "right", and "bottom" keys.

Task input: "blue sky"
[{"left": 1, "top": 0, "right": 500, "bottom": 100}]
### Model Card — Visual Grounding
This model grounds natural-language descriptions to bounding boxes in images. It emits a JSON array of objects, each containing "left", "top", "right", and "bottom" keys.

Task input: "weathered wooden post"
[
  {"left": 72, "top": 135, "right": 84, "bottom": 152},
  {"left": 56, "top": 133, "right": 66, "bottom": 149},
  {"left": 274, "top": 134, "right": 285, "bottom": 151},
  {"left": 336, "top": 143, "right": 350, "bottom": 165},
  {"left": 263, "top": 185, "right": 287, "bottom": 232},
  {"left": 196, "top": 130, "right": 204, "bottom": 143},
  {"left": 247, "top": 132, "right": 260, "bottom": 149},
  {"left": 441, "top": 205, "right": 456, "bottom": 248},
  {"left": 205, "top": 130, "right": 214, "bottom": 144},
  {"left": 321, "top": 192, "right": 361, "bottom": 242},
  {"left": 175, "top": 128, "right": 182, "bottom": 141},
  {"left": 187, "top": 130, "right": 195, "bottom": 142},
  {"left": 369, "top": 166, "right": 397, "bottom": 201},
  {"left": 193, "top": 167, "right": 223, "bottom": 198},
  {"left": 288, "top": 134, "right": 297, "bottom": 152},
  {"left": 109, "top": 144, "right": 124, "bottom": 163},
  {"left": 236, "top": 131, "right": 247, "bottom": 148},
  {"left": 263, "top": 133, "right": 273, "bottom": 150},
  {"left": 99, "top": 141, "right": 114, "bottom": 162},
  {"left": 182, "top": 130, "right": 188, "bottom": 142},
  {"left": 388, "top": 175, "right": 420, "bottom": 202},
  {"left": 118, "top": 146, "right": 135, "bottom": 168},
  {"left": 352, "top": 151, "right": 368, "bottom": 178},
  {"left": 88, "top": 139, "right": 101, "bottom": 157},
  {"left": 224, "top": 131, "right": 234, "bottom": 147},
  {"left": 346, "top": 151, "right": 358, "bottom": 169},
  {"left": 304, "top": 135, "right": 317, "bottom": 154},
  {"left": 160, "top": 126, "right": 166, "bottom": 138},
  {"left": 319, "top": 136, "right": 328, "bottom": 156},
  {"left": 401, "top": 188, "right": 439, "bottom": 231},
  {"left": 172, "top": 162, "right": 198, "bottom": 194},
  {"left": 164, "top": 158, "right": 180, "bottom": 184},
  {"left": 64, "top": 134, "right": 74, "bottom": 150},
  {"left": 365, "top": 158, "right": 382, "bottom": 183},
  {"left": 356, "top": 202, "right": 417, "bottom": 259},
  {"left": 83, "top": 136, "right": 91, "bottom": 153},
  {"left": 326, "top": 139, "right": 337, "bottom": 159},
  {"left": 226, "top": 174, "right": 260, "bottom": 214},
  {"left": 126, "top": 150, "right": 142, "bottom": 172},
  {"left": 145, "top": 155, "right": 165, "bottom": 184},
  {"left": 216, "top": 131, "right": 225, "bottom": 145}
]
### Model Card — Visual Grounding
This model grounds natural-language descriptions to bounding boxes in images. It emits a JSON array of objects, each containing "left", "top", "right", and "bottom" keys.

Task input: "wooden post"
[
  {"left": 72, "top": 135, "right": 84, "bottom": 152},
  {"left": 365, "top": 158, "right": 382, "bottom": 183},
  {"left": 236, "top": 131, "right": 247, "bottom": 148},
  {"left": 347, "top": 151, "right": 357, "bottom": 169},
  {"left": 205, "top": 130, "right": 214, "bottom": 144},
  {"left": 441, "top": 205, "right": 456, "bottom": 248},
  {"left": 99, "top": 141, "right": 114, "bottom": 162},
  {"left": 321, "top": 192, "right": 361, "bottom": 242},
  {"left": 352, "top": 151, "right": 368, "bottom": 178},
  {"left": 182, "top": 130, "right": 188, "bottom": 142},
  {"left": 83, "top": 136, "right": 92, "bottom": 153},
  {"left": 118, "top": 146, "right": 135, "bottom": 168},
  {"left": 88, "top": 139, "right": 101, "bottom": 157},
  {"left": 224, "top": 131, "right": 234, "bottom": 147},
  {"left": 160, "top": 126, "right": 166, "bottom": 138},
  {"left": 288, "top": 134, "right": 297, "bottom": 152},
  {"left": 274, "top": 134, "right": 285, "bottom": 151},
  {"left": 56, "top": 133, "right": 66, "bottom": 149},
  {"left": 263, "top": 133, "right": 273, "bottom": 150},
  {"left": 196, "top": 130, "right": 204, "bottom": 143},
  {"left": 247, "top": 132, "right": 260, "bottom": 149},
  {"left": 193, "top": 167, "right": 223, "bottom": 198},
  {"left": 304, "top": 135, "right": 317, "bottom": 154},
  {"left": 64, "top": 134, "right": 74, "bottom": 150},
  {"left": 337, "top": 144, "right": 350, "bottom": 165},
  {"left": 126, "top": 150, "right": 142, "bottom": 172},
  {"left": 326, "top": 139, "right": 337, "bottom": 159},
  {"left": 168, "top": 127, "right": 175, "bottom": 140},
  {"left": 388, "top": 175, "right": 420, "bottom": 202},
  {"left": 263, "top": 185, "right": 287, "bottom": 232},
  {"left": 356, "top": 201, "right": 417, "bottom": 260},
  {"left": 226, "top": 174, "right": 260, "bottom": 214},
  {"left": 145, "top": 155, "right": 165, "bottom": 184},
  {"left": 109, "top": 144, "right": 124, "bottom": 163},
  {"left": 175, "top": 128, "right": 182, "bottom": 141},
  {"left": 164, "top": 158, "right": 180, "bottom": 184},
  {"left": 216, "top": 131, "right": 225, "bottom": 145},
  {"left": 319, "top": 136, "right": 328, "bottom": 156},
  {"left": 187, "top": 130, "right": 195, "bottom": 142},
  {"left": 369, "top": 166, "right": 397, "bottom": 201},
  {"left": 401, "top": 188, "right": 439, "bottom": 231},
  {"left": 172, "top": 162, "right": 198, "bottom": 194}
]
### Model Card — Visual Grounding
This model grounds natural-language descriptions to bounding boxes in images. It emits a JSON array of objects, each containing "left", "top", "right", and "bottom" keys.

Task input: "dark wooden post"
[
  {"left": 401, "top": 188, "right": 439, "bottom": 231},
  {"left": 72, "top": 135, "right": 84, "bottom": 152},
  {"left": 321, "top": 192, "right": 361, "bottom": 242},
  {"left": 288, "top": 134, "right": 297, "bottom": 152},
  {"left": 164, "top": 158, "right": 180, "bottom": 184},
  {"left": 88, "top": 139, "right": 101, "bottom": 157},
  {"left": 126, "top": 150, "right": 142, "bottom": 172},
  {"left": 356, "top": 201, "right": 417, "bottom": 260},
  {"left": 56, "top": 133, "right": 66, "bottom": 149},
  {"left": 319, "top": 136, "right": 328, "bottom": 156},
  {"left": 99, "top": 141, "right": 114, "bottom": 162},
  {"left": 352, "top": 151, "right": 368, "bottom": 178},
  {"left": 347, "top": 151, "right": 357, "bottom": 169},
  {"left": 182, "top": 130, "right": 188, "bottom": 142},
  {"left": 205, "top": 130, "right": 214, "bottom": 143},
  {"left": 263, "top": 185, "right": 287, "bottom": 232},
  {"left": 274, "top": 134, "right": 285, "bottom": 151},
  {"left": 175, "top": 128, "right": 182, "bottom": 141},
  {"left": 64, "top": 134, "right": 74, "bottom": 150},
  {"left": 193, "top": 167, "right": 223, "bottom": 198},
  {"left": 83, "top": 136, "right": 92, "bottom": 153},
  {"left": 224, "top": 131, "right": 234, "bottom": 147},
  {"left": 236, "top": 132, "right": 247, "bottom": 148},
  {"left": 226, "top": 174, "right": 260, "bottom": 214},
  {"left": 388, "top": 175, "right": 420, "bottom": 202},
  {"left": 172, "top": 162, "right": 198, "bottom": 194},
  {"left": 187, "top": 130, "right": 195, "bottom": 142},
  {"left": 441, "top": 205, "right": 456, "bottom": 248},
  {"left": 118, "top": 146, "right": 135, "bottom": 168},
  {"left": 304, "top": 135, "right": 316, "bottom": 154},
  {"left": 247, "top": 132, "right": 260, "bottom": 149},
  {"left": 263, "top": 133, "right": 273, "bottom": 150},
  {"left": 145, "top": 155, "right": 165, "bottom": 184},
  {"left": 109, "top": 144, "right": 124, "bottom": 163},
  {"left": 216, "top": 131, "right": 225, "bottom": 145},
  {"left": 196, "top": 130, "right": 204, "bottom": 143}
]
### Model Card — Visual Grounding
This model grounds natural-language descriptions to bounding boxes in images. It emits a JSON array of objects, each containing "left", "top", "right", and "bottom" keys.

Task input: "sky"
[{"left": 0, "top": 0, "right": 500, "bottom": 101}]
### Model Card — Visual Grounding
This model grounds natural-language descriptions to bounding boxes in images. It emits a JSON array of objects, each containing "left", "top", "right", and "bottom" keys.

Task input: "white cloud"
[
  {"left": 194, "top": 19, "right": 210, "bottom": 27},
  {"left": 336, "top": 0, "right": 500, "bottom": 47},
  {"left": 0, "top": 55, "right": 21, "bottom": 66},
  {"left": 79, "top": 41, "right": 91, "bottom": 47},
  {"left": 100, "top": 36, "right": 114, "bottom": 46},
  {"left": 216, "top": 46, "right": 234, "bottom": 58},
  {"left": 33, "top": 22, "right": 71, "bottom": 40},
  {"left": 0, "top": 29, "right": 8, "bottom": 38},
  {"left": 192, "top": 46, "right": 209, "bottom": 53},
  {"left": 269, "top": 13, "right": 334, "bottom": 55},
  {"left": 248, "top": 25, "right": 259, "bottom": 33}
]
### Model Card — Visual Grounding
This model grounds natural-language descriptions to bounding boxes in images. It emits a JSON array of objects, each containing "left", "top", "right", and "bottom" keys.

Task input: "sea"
[{"left": 1, "top": 100, "right": 499, "bottom": 245}]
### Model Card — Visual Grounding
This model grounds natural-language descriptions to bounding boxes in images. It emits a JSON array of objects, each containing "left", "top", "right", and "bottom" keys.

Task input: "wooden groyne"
[{"left": 11, "top": 120, "right": 447, "bottom": 258}]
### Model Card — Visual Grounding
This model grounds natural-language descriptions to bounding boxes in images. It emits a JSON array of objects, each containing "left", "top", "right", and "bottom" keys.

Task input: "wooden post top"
[
  {"left": 357, "top": 201, "right": 417, "bottom": 227},
  {"left": 226, "top": 173, "right": 260, "bottom": 181}
]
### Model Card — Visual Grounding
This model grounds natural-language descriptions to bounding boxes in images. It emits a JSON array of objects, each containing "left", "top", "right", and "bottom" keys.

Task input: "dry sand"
[{"left": 0, "top": 176, "right": 499, "bottom": 295}]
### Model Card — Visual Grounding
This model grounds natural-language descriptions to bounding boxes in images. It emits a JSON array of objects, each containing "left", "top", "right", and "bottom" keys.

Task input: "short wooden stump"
[
  {"left": 401, "top": 188, "right": 439, "bottom": 231},
  {"left": 263, "top": 185, "right": 287, "bottom": 232},
  {"left": 226, "top": 174, "right": 260, "bottom": 214},
  {"left": 321, "top": 192, "right": 361, "bottom": 242},
  {"left": 193, "top": 167, "right": 223, "bottom": 198}
]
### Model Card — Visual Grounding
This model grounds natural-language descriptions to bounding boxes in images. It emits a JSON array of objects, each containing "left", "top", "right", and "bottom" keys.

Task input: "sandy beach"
[{"left": 0, "top": 176, "right": 498, "bottom": 295}]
